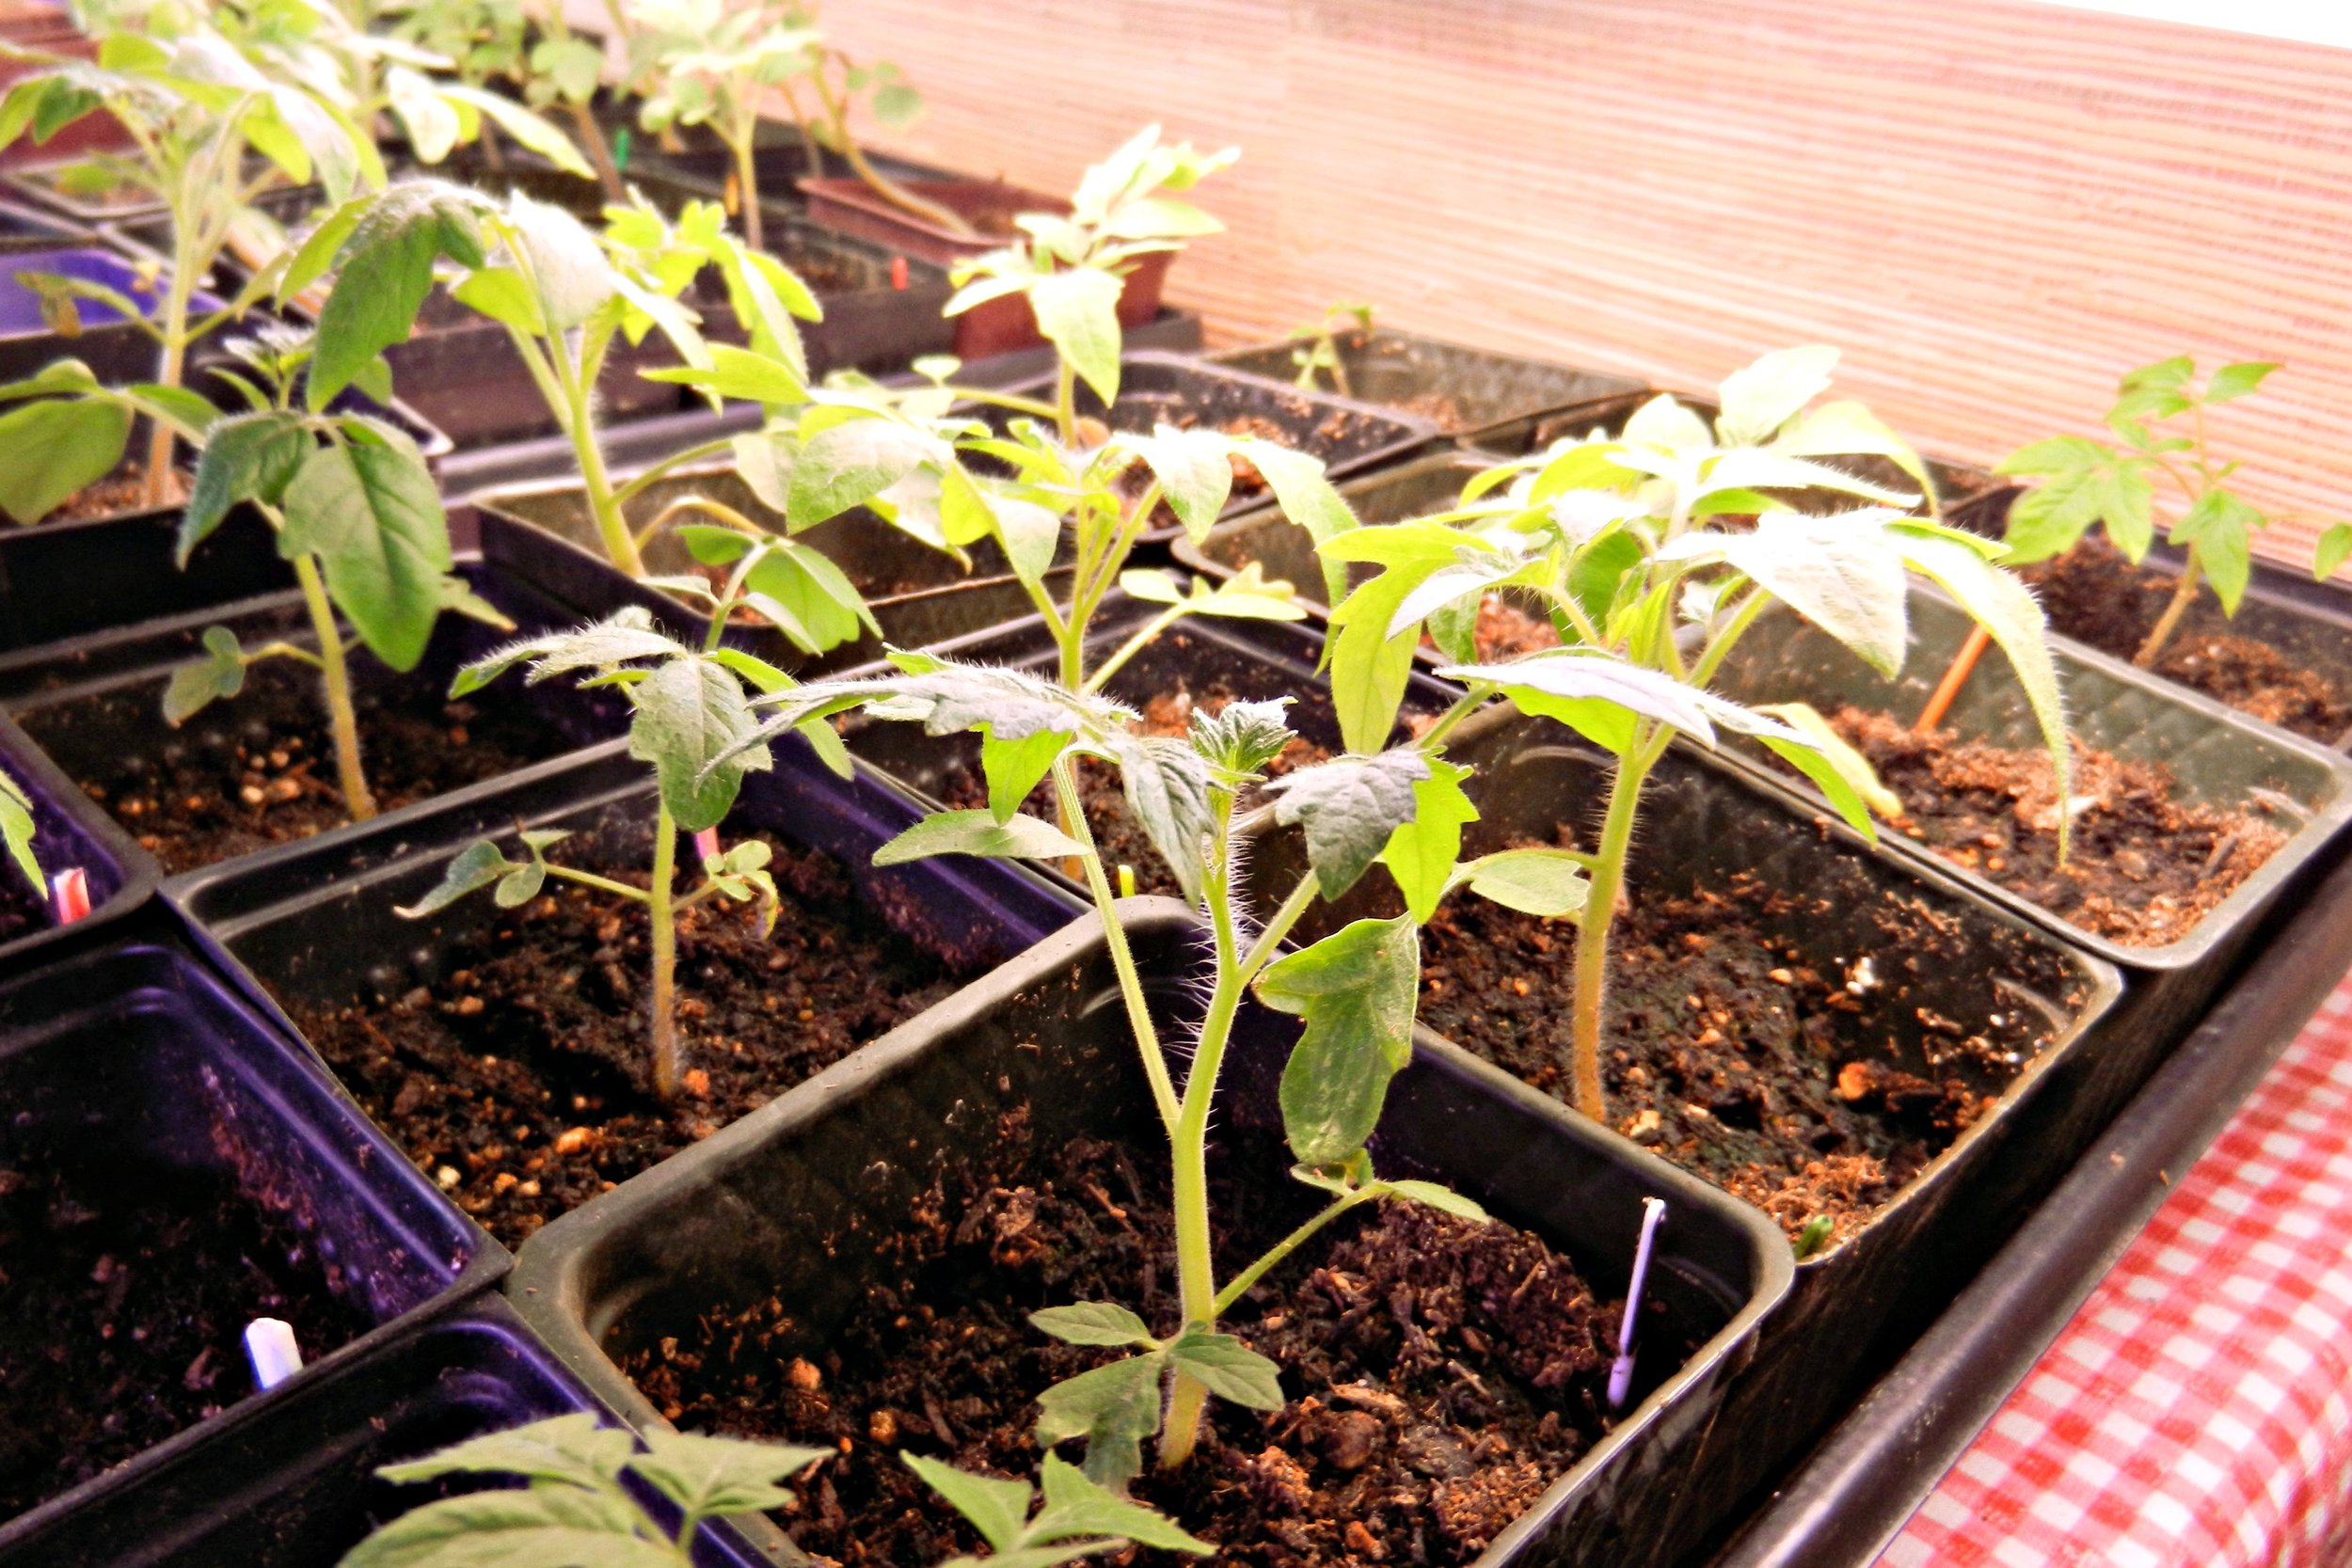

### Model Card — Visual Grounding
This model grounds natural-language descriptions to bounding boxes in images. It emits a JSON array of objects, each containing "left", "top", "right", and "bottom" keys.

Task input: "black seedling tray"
[
  {"left": 506, "top": 899, "right": 1793, "bottom": 1568},
  {"left": 1, "top": 158, "right": 167, "bottom": 222},
  {"left": 1707, "top": 806, "right": 2352, "bottom": 1568},
  {"left": 0, "top": 196, "right": 88, "bottom": 253},
  {"left": 1211, "top": 326, "right": 1648, "bottom": 443}
]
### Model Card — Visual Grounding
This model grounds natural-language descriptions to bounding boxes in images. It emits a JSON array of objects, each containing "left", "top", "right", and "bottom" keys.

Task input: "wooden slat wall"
[{"left": 812, "top": 0, "right": 2352, "bottom": 571}]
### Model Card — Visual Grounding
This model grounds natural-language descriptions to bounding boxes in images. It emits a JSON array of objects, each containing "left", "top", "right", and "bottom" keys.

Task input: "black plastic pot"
[
  {"left": 0, "top": 1293, "right": 766, "bottom": 1568},
  {"left": 1210, "top": 327, "right": 1648, "bottom": 444},
  {"left": 0, "top": 901, "right": 504, "bottom": 1544},
  {"left": 1954, "top": 486, "right": 2352, "bottom": 753},
  {"left": 0, "top": 196, "right": 86, "bottom": 253},
  {"left": 2, "top": 557, "right": 642, "bottom": 877},
  {"left": 624, "top": 121, "right": 950, "bottom": 198},
  {"left": 989, "top": 350, "right": 1443, "bottom": 542},
  {"left": 0, "top": 702, "right": 156, "bottom": 959},
  {"left": 1705, "top": 585, "right": 2352, "bottom": 1068},
  {"left": 1269, "top": 707, "right": 2120, "bottom": 1568},
  {"left": 472, "top": 467, "right": 1057, "bottom": 679},
  {"left": 504, "top": 898, "right": 1793, "bottom": 1568},
  {"left": 1711, "top": 816, "right": 2352, "bottom": 1568},
  {"left": 1466, "top": 389, "right": 2002, "bottom": 518}
]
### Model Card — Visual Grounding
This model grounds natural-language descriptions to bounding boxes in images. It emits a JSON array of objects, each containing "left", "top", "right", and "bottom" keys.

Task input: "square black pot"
[
  {"left": 0, "top": 903, "right": 505, "bottom": 1545},
  {"left": 1210, "top": 327, "right": 1647, "bottom": 445},
  {"left": 0, "top": 1294, "right": 766, "bottom": 1568},
  {"left": 504, "top": 899, "right": 1793, "bottom": 1568}
]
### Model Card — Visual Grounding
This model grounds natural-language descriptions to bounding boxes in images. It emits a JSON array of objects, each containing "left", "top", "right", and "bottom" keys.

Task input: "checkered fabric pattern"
[{"left": 1878, "top": 978, "right": 2352, "bottom": 1568}]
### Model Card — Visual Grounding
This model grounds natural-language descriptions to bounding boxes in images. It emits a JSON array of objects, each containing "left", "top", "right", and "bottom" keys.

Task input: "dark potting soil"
[
  {"left": 936, "top": 680, "right": 1326, "bottom": 899},
  {"left": 0, "top": 864, "right": 49, "bottom": 947},
  {"left": 1417, "top": 860, "right": 2037, "bottom": 1250},
  {"left": 0, "top": 1152, "right": 374, "bottom": 1520},
  {"left": 624, "top": 1113, "right": 1667, "bottom": 1567},
  {"left": 20, "top": 657, "right": 572, "bottom": 875},
  {"left": 49, "top": 463, "right": 184, "bottom": 524},
  {"left": 2023, "top": 534, "right": 2352, "bottom": 743},
  {"left": 1830, "top": 707, "right": 2284, "bottom": 949},
  {"left": 280, "top": 826, "right": 960, "bottom": 1247}
]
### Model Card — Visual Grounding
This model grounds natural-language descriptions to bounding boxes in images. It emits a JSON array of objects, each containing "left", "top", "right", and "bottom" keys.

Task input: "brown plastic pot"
[{"left": 798, "top": 175, "right": 1172, "bottom": 359}]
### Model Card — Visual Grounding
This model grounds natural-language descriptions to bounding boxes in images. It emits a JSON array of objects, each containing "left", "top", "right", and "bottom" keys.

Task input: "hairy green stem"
[
  {"left": 545, "top": 863, "right": 655, "bottom": 902},
  {"left": 1215, "top": 1188, "right": 1376, "bottom": 1314},
  {"left": 1568, "top": 726, "right": 1659, "bottom": 1121},
  {"left": 813, "top": 61, "right": 975, "bottom": 235},
  {"left": 1051, "top": 760, "right": 1181, "bottom": 1127},
  {"left": 649, "top": 800, "right": 682, "bottom": 1100},
  {"left": 564, "top": 360, "right": 644, "bottom": 576},
  {"left": 143, "top": 222, "right": 198, "bottom": 503},
  {"left": 731, "top": 117, "right": 764, "bottom": 251},
  {"left": 611, "top": 436, "right": 739, "bottom": 509},
  {"left": 1054, "top": 357, "right": 1078, "bottom": 448},
  {"left": 293, "top": 553, "right": 375, "bottom": 821},
  {"left": 568, "top": 98, "right": 626, "bottom": 199}
]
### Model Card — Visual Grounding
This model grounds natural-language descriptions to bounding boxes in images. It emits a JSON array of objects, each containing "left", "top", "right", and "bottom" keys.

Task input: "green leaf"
[
  {"left": 278, "top": 435, "right": 451, "bottom": 672},
  {"left": 1382, "top": 1179, "right": 1488, "bottom": 1222},
  {"left": 183, "top": 410, "right": 310, "bottom": 562},
  {"left": 1894, "top": 529, "right": 2072, "bottom": 857},
  {"left": 629, "top": 655, "right": 772, "bottom": 833},
  {"left": 1027, "top": 266, "right": 1124, "bottom": 404},
  {"left": 1164, "top": 1329, "right": 1283, "bottom": 1410},
  {"left": 1104, "top": 734, "right": 1215, "bottom": 903},
  {"left": 629, "top": 1430, "right": 829, "bottom": 1519},
  {"left": 1033, "top": 1353, "right": 1164, "bottom": 1490},
  {"left": 505, "top": 195, "right": 614, "bottom": 330},
  {"left": 644, "top": 342, "right": 807, "bottom": 405},
  {"left": 1115, "top": 425, "right": 1232, "bottom": 541},
  {"left": 1437, "top": 650, "right": 1720, "bottom": 751},
  {"left": 1029, "top": 1455, "right": 1213, "bottom": 1554},
  {"left": 1377, "top": 756, "right": 1478, "bottom": 923},
  {"left": 1672, "top": 510, "right": 1911, "bottom": 676},
  {"left": 310, "top": 182, "right": 491, "bottom": 409},
  {"left": 2122, "top": 355, "right": 2195, "bottom": 392},
  {"left": 453, "top": 609, "right": 684, "bottom": 695},
  {"left": 1755, "top": 700, "right": 1899, "bottom": 832},
  {"left": 987, "top": 492, "right": 1064, "bottom": 588},
  {"left": 2206, "top": 360, "right": 2279, "bottom": 404},
  {"left": 0, "top": 766, "right": 39, "bottom": 895},
  {"left": 1030, "top": 1303, "right": 1157, "bottom": 1348},
  {"left": 1240, "top": 440, "right": 1357, "bottom": 608},
  {"left": 1190, "top": 696, "right": 1295, "bottom": 777},
  {"left": 337, "top": 1484, "right": 676, "bottom": 1568},
  {"left": 1265, "top": 748, "right": 1433, "bottom": 898},
  {"left": 1261, "top": 915, "right": 1420, "bottom": 1166},
  {"left": 2315, "top": 524, "right": 2352, "bottom": 581},
  {"left": 2169, "top": 486, "right": 2262, "bottom": 615},
  {"left": 1772, "top": 399, "right": 1935, "bottom": 507},
  {"left": 375, "top": 1413, "right": 633, "bottom": 1490},
  {"left": 440, "top": 84, "right": 595, "bottom": 179},
  {"left": 394, "top": 837, "right": 516, "bottom": 919},
  {"left": 873, "top": 809, "right": 1089, "bottom": 866},
  {"left": 449, "top": 266, "right": 543, "bottom": 335},
  {"left": 1457, "top": 847, "right": 1590, "bottom": 919},
  {"left": 902, "top": 1452, "right": 1033, "bottom": 1553},
  {"left": 0, "top": 397, "right": 129, "bottom": 525},
  {"left": 1715, "top": 345, "right": 1839, "bottom": 447},
  {"left": 741, "top": 537, "right": 877, "bottom": 654},
  {"left": 163, "top": 625, "right": 247, "bottom": 723},
  {"left": 786, "top": 417, "right": 934, "bottom": 529},
  {"left": 983, "top": 727, "right": 1066, "bottom": 822}
]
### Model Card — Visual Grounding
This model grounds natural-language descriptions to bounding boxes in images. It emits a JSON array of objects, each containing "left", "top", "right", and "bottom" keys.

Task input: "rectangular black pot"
[
  {"left": 0, "top": 1294, "right": 766, "bottom": 1568},
  {"left": 473, "top": 467, "right": 1057, "bottom": 678},
  {"left": 1465, "top": 389, "right": 2002, "bottom": 518},
  {"left": 0, "top": 901, "right": 505, "bottom": 1546},
  {"left": 503, "top": 898, "right": 1793, "bottom": 1568},
  {"left": 627, "top": 124, "right": 953, "bottom": 208},
  {"left": 0, "top": 196, "right": 87, "bottom": 254},
  {"left": 0, "top": 555, "right": 643, "bottom": 879},
  {"left": 989, "top": 350, "right": 1443, "bottom": 542},
  {"left": 1210, "top": 327, "right": 1648, "bottom": 445},
  {"left": 1954, "top": 486, "right": 2352, "bottom": 753},
  {"left": 0, "top": 158, "right": 167, "bottom": 223},
  {"left": 1268, "top": 707, "right": 2121, "bottom": 1568},
  {"left": 0, "top": 701, "right": 156, "bottom": 960},
  {"left": 1705, "top": 586, "right": 2352, "bottom": 1065}
]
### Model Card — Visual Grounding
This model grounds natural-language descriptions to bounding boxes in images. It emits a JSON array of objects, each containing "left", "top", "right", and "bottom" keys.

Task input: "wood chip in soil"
[
  {"left": 1830, "top": 706, "right": 2287, "bottom": 948},
  {"left": 280, "top": 825, "right": 961, "bottom": 1247},
  {"left": 0, "top": 1152, "right": 374, "bottom": 1518},
  {"left": 2024, "top": 533, "right": 2352, "bottom": 743},
  {"left": 622, "top": 1111, "right": 1673, "bottom": 1567},
  {"left": 22, "top": 657, "right": 572, "bottom": 875}
]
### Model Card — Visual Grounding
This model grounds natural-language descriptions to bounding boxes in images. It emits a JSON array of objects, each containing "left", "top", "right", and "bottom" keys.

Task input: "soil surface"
[
  {"left": 2024, "top": 534, "right": 2352, "bottom": 743},
  {"left": 0, "top": 867, "right": 49, "bottom": 948},
  {"left": 1831, "top": 707, "right": 2286, "bottom": 948},
  {"left": 51, "top": 464, "right": 184, "bottom": 525},
  {"left": 22, "top": 657, "right": 571, "bottom": 875},
  {"left": 625, "top": 1112, "right": 1662, "bottom": 1567},
  {"left": 0, "top": 1151, "right": 374, "bottom": 1519},
  {"left": 280, "top": 824, "right": 960, "bottom": 1247},
  {"left": 1417, "top": 859, "right": 2032, "bottom": 1249}
]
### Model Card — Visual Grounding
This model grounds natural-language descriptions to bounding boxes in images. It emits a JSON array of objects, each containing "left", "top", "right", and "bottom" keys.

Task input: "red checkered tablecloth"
[{"left": 1876, "top": 975, "right": 2352, "bottom": 1568}]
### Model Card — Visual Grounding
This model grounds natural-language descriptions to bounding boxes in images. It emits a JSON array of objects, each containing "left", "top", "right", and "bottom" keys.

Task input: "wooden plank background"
[{"left": 805, "top": 0, "right": 2352, "bottom": 572}]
